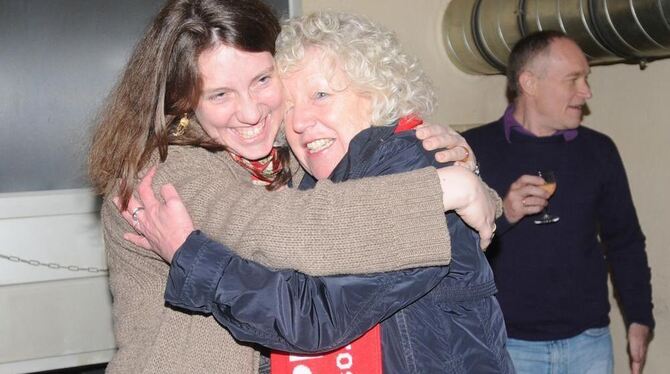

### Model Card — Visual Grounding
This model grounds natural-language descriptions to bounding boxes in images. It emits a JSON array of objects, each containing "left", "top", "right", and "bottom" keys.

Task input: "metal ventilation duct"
[
  {"left": 591, "top": 0, "right": 670, "bottom": 59},
  {"left": 475, "top": 0, "right": 524, "bottom": 70},
  {"left": 443, "top": 0, "right": 670, "bottom": 74},
  {"left": 442, "top": 0, "right": 499, "bottom": 74},
  {"left": 524, "top": 0, "right": 619, "bottom": 62}
]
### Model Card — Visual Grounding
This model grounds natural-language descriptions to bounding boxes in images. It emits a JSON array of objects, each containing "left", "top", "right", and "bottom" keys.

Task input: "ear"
[{"left": 518, "top": 70, "right": 537, "bottom": 97}]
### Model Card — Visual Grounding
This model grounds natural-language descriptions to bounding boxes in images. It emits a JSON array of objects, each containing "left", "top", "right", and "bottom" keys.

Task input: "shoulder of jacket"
[{"left": 366, "top": 128, "right": 424, "bottom": 159}]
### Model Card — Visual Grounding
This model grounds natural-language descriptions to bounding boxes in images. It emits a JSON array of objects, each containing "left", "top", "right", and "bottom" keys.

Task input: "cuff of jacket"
[
  {"left": 165, "top": 230, "right": 232, "bottom": 313},
  {"left": 486, "top": 184, "right": 504, "bottom": 219}
]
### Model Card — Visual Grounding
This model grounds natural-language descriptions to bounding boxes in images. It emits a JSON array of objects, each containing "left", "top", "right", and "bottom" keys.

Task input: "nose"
[
  {"left": 580, "top": 79, "right": 593, "bottom": 100},
  {"left": 236, "top": 93, "right": 262, "bottom": 125},
  {"left": 286, "top": 101, "right": 315, "bottom": 135}
]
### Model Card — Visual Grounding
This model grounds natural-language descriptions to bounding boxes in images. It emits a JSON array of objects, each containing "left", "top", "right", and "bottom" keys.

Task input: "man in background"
[{"left": 463, "top": 31, "right": 654, "bottom": 374}]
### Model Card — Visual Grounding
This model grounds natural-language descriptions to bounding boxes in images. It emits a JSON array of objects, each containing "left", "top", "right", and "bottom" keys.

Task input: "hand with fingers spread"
[
  {"left": 115, "top": 167, "right": 195, "bottom": 263},
  {"left": 416, "top": 122, "right": 477, "bottom": 171},
  {"left": 437, "top": 166, "right": 497, "bottom": 249},
  {"left": 502, "top": 174, "right": 551, "bottom": 224}
]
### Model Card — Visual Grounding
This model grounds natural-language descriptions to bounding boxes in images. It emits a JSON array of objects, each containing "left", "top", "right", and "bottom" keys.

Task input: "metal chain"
[{"left": 0, "top": 253, "right": 108, "bottom": 273}]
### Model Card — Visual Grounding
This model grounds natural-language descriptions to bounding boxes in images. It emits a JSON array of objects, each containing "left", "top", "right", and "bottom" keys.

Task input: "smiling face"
[
  {"left": 522, "top": 38, "right": 592, "bottom": 136},
  {"left": 194, "top": 44, "right": 284, "bottom": 161},
  {"left": 282, "top": 48, "right": 373, "bottom": 180}
]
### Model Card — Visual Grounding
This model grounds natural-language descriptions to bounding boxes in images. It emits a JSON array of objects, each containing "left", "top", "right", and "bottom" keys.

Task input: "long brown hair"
[{"left": 88, "top": 0, "right": 290, "bottom": 208}]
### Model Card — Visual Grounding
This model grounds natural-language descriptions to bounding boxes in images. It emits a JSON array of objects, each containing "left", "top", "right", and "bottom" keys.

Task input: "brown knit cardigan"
[{"left": 102, "top": 145, "right": 456, "bottom": 373}]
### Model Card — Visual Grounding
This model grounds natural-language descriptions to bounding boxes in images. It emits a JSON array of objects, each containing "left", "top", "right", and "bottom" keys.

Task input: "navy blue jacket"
[
  {"left": 166, "top": 125, "right": 514, "bottom": 373},
  {"left": 463, "top": 119, "right": 654, "bottom": 340}
]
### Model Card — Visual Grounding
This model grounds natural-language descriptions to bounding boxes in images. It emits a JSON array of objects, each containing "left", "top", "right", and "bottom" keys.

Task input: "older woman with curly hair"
[{"left": 124, "top": 11, "right": 514, "bottom": 373}]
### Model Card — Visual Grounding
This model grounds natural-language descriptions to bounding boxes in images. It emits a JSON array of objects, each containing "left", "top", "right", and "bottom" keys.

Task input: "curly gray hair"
[{"left": 276, "top": 11, "right": 435, "bottom": 126}]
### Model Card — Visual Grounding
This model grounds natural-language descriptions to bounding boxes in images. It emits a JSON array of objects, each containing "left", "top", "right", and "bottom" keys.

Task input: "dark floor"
[{"left": 30, "top": 363, "right": 107, "bottom": 374}]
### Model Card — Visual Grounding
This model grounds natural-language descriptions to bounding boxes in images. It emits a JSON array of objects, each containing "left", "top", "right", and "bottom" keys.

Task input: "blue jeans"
[{"left": 507, "top": 327, "right": 613, "bottom": 374}]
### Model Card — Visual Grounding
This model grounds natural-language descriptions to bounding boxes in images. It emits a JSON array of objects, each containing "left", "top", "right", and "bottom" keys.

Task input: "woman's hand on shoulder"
[
  {"left": 114, "top": 167, "right": 195, "bottom": 263},
  {"left": 436, "top": 166, "right": 496, "bottom": 249},
  {"left": 416, "top": 122, "right": 477, "bottom": 171}
]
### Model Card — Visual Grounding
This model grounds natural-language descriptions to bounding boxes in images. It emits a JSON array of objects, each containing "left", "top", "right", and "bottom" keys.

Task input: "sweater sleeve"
[
  {"left": 596, "top": 140, "right": 654, "bottom": 329},
  {"left": 362, "top": 132, "right": 501, "bottom": 230},
  {"left": 153, "top": 147, "right": 450, "bottom": 276},
  {"left": 166, "top": 231, "right": 448, "bottom": 353}
]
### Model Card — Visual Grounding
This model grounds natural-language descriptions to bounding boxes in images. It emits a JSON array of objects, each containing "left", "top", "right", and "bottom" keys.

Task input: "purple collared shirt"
[{"left": 503, "top": 105, "right": 578, "bottom": 143}]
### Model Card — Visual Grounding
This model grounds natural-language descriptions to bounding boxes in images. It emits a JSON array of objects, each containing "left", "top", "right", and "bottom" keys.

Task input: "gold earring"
[{"left": 173, "top": 113, "right": 190, "bottom": 136}]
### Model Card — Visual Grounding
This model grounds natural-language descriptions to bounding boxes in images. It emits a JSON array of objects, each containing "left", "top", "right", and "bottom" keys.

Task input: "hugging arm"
[
  {"left": 166, "top": 231, "right": 448, "bottom": 353},
  {"left": 126, "top": 161, "right": 450, "bottom": 275},
  {"left": 361, "top": 131, "right": 499, "bottom": 249},
  {"left": 161, "top": 129, "right": 493, "bottom": 352},
  {"left": 122, "top": 124, "right": 497, "bottom": 271},
  {"left": 122, "top": 123, "right": 474, "bottom": 276}
]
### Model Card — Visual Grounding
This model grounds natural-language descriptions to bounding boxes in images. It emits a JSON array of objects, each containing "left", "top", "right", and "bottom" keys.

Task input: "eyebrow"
[
  {"left": 251, "top": 65, "right": 275, "bottom": 82},
  {"left": 565, "top": 69, "right": 590, "bottom": 79},
  {"left": 202, "top": 65, "right": 275, "bottom": 95}
]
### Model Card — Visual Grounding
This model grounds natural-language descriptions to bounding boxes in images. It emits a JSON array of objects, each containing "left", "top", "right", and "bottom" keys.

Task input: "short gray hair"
[{"left": 276, "top": 11, "right": 435, "bottom": 126}]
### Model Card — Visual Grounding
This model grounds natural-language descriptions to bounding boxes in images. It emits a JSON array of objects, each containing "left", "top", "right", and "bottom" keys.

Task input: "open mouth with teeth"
[
  {"left": 306, "top": 138, "right": 335, "bottom": 153},
  {"left": 232, "top": 115, "right": 268, "bottom": 140}
]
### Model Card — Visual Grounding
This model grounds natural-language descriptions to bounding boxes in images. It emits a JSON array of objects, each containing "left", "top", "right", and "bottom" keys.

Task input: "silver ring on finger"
[
  {"left": 131, "top": 206, "right": 145, "bottom": 223},
  {"left": 132, "top": 218, "right": 145, "bottom": 237}
]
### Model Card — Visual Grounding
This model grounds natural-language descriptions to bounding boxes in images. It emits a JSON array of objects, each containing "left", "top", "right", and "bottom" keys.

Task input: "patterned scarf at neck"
[{"left": 229, "top": 147, "right": 283, "bottom": 186}]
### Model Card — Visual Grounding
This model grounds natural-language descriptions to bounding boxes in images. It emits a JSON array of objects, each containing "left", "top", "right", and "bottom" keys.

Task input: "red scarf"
[
  {"left": 229, "top": 116, "right": 420, "bottom": 186},
  {"left": 229, "top": 148, "right": 283, "bottom": 185},
  {"left": 395, "top": 114, "right": 423, "bottom": 133}
]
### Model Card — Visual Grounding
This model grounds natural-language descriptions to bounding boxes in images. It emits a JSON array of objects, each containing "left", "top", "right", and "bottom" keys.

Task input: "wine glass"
[{"left": 534, "top": 170, "right": 560, "bottom": 224}]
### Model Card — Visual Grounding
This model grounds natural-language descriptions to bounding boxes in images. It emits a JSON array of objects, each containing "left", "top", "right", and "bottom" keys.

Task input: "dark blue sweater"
[{"left": 463, "top": 119, "right": 654, "bottom": 341}]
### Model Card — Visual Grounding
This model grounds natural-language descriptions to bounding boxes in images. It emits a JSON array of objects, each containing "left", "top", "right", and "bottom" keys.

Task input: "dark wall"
[{"left": 0, "top": 0, "right": 289, "bottom": 193}]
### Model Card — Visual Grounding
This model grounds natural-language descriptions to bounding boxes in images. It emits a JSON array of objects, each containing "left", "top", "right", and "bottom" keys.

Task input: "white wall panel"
[{"left": 0, "top": 189, "right": 113, "bottom": 373}]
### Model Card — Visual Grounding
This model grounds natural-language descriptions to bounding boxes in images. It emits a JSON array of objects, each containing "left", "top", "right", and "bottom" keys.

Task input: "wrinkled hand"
[
  {"left": 114, "top": 167, "right": 195, "bottom": 263},
  {"left": 502, "top": 175, "right": 551, "bottom": 224},
  {"left": 416, "top": 122, "right": 477, "bottom": 171},
  {"left": 437, "top": 166, "right": 497, "bottom": 249},
  {"left": 629, "top": 323, "right": 651, "bottom": 374}
]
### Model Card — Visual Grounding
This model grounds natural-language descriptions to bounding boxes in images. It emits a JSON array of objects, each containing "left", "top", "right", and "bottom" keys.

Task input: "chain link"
[{"left": 0, "top": 253, "right": 108, "bottom": 273}]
